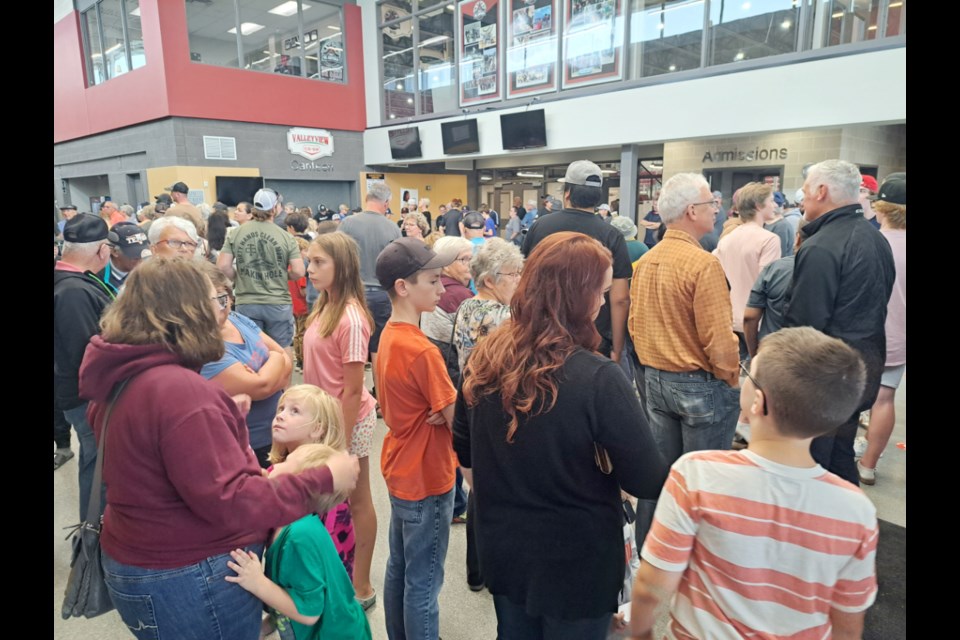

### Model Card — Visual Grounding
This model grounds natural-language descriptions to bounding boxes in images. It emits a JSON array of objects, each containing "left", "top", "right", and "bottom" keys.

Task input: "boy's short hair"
[
  {"left": 288, "top": 443, "right": 349, "bottom": 514},
  {"left": 755, "top": 327, "right": 866, "bottom": 439}
]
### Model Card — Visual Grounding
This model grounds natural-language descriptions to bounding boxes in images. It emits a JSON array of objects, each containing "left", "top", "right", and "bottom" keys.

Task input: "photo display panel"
[
  {"left": 506, "top": 0, "right": 558, "bottom": 98},
  {"left": 458, "top": 0, "right": 503, "bottom": 106},
  {"left": 561, "top": 0, "right": 625, "bottom": 88}
]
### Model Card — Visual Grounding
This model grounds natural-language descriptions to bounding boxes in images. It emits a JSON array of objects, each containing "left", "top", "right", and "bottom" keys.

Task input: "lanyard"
[{"left": 85, "top": 270, "right": 118, "bottom": 301}]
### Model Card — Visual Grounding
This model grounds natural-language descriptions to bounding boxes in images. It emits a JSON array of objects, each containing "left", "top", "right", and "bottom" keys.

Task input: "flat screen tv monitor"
[
  {"left": 215, "top": 176, "right": 265, "bottom": 207},
  {"left": 500, "top": 109, "right": 547, "bottom": 150},
  {"left": 441, "top": 119, "right": 480, "bottom": 155},
  {"left": 389, "top": 127, "right": 423, "bottom": 160}
]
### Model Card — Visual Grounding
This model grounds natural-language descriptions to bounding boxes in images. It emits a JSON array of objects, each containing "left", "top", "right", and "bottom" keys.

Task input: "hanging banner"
[
  {"left": 458, "top": 0, "right": 502, "bottom": 106},
  {"left": 506, "top": 0, "right": 557, "bottom": 98},
  {"left": 381, "top": 4, "right": 413, "bottom": 39},
  {"left": 561, "top": 0, "right": 624, "bottom": 89}
]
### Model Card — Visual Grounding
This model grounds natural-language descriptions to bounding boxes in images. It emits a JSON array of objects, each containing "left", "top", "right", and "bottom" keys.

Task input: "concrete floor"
[{"left": 53, "top": 373, "right": 905, "bottom": 639}]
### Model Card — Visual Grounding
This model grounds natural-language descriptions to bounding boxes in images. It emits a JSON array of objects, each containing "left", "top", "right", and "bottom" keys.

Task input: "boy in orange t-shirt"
[{"left": 374, "top": 238, "right": 458, "bottom": 640}]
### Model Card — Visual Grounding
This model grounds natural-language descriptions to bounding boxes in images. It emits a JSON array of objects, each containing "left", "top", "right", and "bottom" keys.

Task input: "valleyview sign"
[{"left": 287, "top": 128, "right": 335, "bottom": 161}]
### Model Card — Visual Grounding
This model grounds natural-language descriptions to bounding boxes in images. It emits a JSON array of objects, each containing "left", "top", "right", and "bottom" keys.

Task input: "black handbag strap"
[{"left": 85, "top": 378, "right": 132, "bottom": 527}]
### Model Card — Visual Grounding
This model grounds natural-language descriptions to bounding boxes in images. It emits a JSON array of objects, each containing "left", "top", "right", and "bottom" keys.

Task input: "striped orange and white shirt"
[{"left": 641, "top": 449, "right": 878, "bottom": 640}]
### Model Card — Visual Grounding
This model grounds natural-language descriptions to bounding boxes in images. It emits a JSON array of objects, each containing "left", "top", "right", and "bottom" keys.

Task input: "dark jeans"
[
  {"left": 466, "top": 491, "right": 482, "bottom": 588},
  {"left": 493, "top": 595, "right": 612, "bottom": 640},
  {"left": 366, "top": 288, "right": 392, "bottom": 355},
  {"left": 63, "top": 403, "right": 101, "bottom": 522},
  {"left": 54, "top": 402, "right": 71, "bottom": 449},
  {"left": 453, "top": 467, "right": 467, "bottom": 516}
]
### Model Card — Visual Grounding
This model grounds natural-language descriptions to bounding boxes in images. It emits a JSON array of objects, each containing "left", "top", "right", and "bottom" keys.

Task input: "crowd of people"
[{"left": 54, "top": 158, "right": 905, "bottom": 640}]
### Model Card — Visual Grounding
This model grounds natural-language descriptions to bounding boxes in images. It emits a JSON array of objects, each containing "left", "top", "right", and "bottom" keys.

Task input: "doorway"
[{"left": 703, "top": 166, "right": 783, "bottom": 208}]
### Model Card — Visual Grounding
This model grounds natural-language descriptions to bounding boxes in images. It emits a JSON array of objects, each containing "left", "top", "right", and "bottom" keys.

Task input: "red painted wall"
[{"left": 54, "top": 1, "right": 367, "bottom": 144}]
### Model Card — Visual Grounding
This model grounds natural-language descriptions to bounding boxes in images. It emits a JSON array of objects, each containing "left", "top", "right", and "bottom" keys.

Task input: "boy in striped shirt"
[{"left": 631, "top": 327, "right": 878, "bottom": 640}]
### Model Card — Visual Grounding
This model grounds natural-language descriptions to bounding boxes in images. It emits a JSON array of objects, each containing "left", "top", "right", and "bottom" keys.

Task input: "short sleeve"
[
  {"left": 609, "top": 233, "right": 633, "bottom": 279},
  {"left": 746, "top": 264, "right": 772, "bottom": 309},
  {"left": 200, "top": 352, "right": 241, "bottom": 380},
  {"left": 283, "top": 523, "right": 330, "bottom": 617},
  {"left": 221, "top": 229, "right": 235, "bottom": 256},
  {"left": 285, "top": 234, "right": 301, "bottom": 264},
  {"left": 338, "top": 304, "right": 371, "bottom": 365},
  {"left": 831, "top": 518, "right": 879, "bottom": 612}
]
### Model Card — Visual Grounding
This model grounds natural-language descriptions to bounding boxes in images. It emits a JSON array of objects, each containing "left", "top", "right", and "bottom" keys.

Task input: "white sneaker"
[
  {"left": 853, "top": 436, "right": 868, "bottom": 459},
  {"left": 857, "top": 461, "right": 876, "bottom": 486}
]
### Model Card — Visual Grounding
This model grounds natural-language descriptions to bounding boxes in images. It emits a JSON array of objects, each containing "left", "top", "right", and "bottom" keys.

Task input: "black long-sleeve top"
[{"left": 453, "top": 349, "right": 668, "bottom": 620}]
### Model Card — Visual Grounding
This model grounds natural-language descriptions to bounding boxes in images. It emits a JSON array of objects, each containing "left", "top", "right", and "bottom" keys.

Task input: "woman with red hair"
[{"left": 453, "top": 231, "right": 667, "bottom": 639}]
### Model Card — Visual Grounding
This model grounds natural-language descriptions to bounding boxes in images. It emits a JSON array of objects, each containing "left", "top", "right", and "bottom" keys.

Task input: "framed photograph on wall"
[
  {"left": 561, "top": 0, "right": 624, "bottom": 89},
  {"left": 506, "top": 0, "right": 557, "bottom": 98},
  {"left": 458, "top": 0, "right": 502, "bottom": 106}
]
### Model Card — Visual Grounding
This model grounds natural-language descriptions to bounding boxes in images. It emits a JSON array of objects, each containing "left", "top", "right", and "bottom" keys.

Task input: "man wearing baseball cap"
[
  {"left": 98, "top": 221, "right": 151, "bottom": 292},
  {"left": 522, "top": 160, "right": 632, "bottom": 363},
  {"left": 57, "top": 204, "right": 78, "bottom": 235},
  {"left": 859, "top": 174, "right": 880, "bottom": 230},
  {"left": 54, "top": 213, "right": 117, "bottom": 521},
  {"left": 373, "top": 238, "right": 459, "bottom": 640},
  {"left": 166, "top": 181, "right": 206, "bottom": 237},
  {"left": 218, "top": 187, "right": 304, "bottom": 356}
]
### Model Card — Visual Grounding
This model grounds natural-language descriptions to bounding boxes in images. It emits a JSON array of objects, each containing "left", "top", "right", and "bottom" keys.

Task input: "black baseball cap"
[
  {"left": 375, "top": 238, "right": 457, "bottom": 290},
  {"left": 63, "top": 213, "right": 109, "bottom": 243},
  {"left": 876, "top": 175, "right": 906, "bottom": 205},
  {"left": 108, "top": 222, "right": 151, "bottom": 259}
]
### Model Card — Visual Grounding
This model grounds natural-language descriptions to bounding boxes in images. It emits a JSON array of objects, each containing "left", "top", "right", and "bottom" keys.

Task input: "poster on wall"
[
  {"left": 400, "top": 188, "right": 419, "bottom": 210},
  {"left": 506, "top": 0, "right": 557, "bottom": 98},
  {"left": 365, "top": 173, "right": 386, "bottom": 195},
  {"left": 561, "top": 0, "right": 624, "bottom": 89},
  {"left": 458, "top": 0, "right": 502, "bottom": 106}
]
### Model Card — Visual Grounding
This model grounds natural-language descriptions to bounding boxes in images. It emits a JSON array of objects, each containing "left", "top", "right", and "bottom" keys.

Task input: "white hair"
[
  {"left": 657, "top": 173, "right": 710, "bottom": 223},
  {"left": 61, "top": 240, "right": 103, "bottom": 257},
  {"left": 470, "top": 238, "right": 523, "bottom": 288},
  {"left": 148, "top": 215, "right": 199, "bottom": 245},
  {"left": 419, "top": 197, "right": 430, "bottom": 208},
  {"left": 433, "top": 235, "right": 472, "bottom": 257},
  {"left": 366, "top": 182, "right": 392, "bottom": 204},
  {"left": 196, "top": 202, "right": 213, "bottom": 221},
  {"left": 805, "top": 159, "right": 861, "bottom": 203}
]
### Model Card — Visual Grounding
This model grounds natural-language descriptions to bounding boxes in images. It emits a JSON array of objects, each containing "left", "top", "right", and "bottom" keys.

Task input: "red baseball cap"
[{"left": 860, "top": 175, "right": 879, "bottom": 193}]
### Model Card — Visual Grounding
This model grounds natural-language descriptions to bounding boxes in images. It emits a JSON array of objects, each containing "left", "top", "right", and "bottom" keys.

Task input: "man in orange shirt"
[{"left": 374, "top": 238, "right": 458, "bottom": 640}]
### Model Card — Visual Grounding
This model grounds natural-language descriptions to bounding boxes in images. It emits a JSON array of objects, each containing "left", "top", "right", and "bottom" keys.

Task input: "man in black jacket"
[
  {"left": 54, "top": 213, "right": 116, "bottom": 520},
  {"left": 784, "top": 159, "right": 895, "bottom": 485}
]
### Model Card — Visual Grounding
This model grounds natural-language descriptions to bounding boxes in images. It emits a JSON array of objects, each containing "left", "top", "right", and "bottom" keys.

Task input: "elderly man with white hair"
[
  {"left": 148, "top": 215, "right": 201, "bottom": 259},
  {"left": 783, "top": 159, "right": 895, "bottom": 485}
]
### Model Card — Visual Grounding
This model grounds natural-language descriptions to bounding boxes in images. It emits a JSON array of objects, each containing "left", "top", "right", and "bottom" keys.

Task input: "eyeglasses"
[
  {"left": 739, "top": 361, "right": 768, "bottom": 416},
  {"left": 159, "top": 239, "right": 198, "bottom": 251},
  {"left": 497, "top": 271, "right": 522, "bottom": 279},
  {"left": 691, "top": 200, "right": 720, "bottom": 209},
  {"left": 456, "top": 257, "right": 472, "bottom": 265},
  {"left": 211, "top": 293, "right": 230, "bottom": 310}
]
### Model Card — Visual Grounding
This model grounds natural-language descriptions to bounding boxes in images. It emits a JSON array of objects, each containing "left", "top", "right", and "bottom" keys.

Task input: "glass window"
[
  {"left": 127, "top": 0, "right": 145, "bottom": 70},
  {"left": 100, "top": 0, "right": 129, "bottom": 79},
  {"left": 187, "top": 0, "right": 241, "bottom": 67},
  {"left": 825, "top": 0, "right": 879, "bottom": 45},
  {"left": 83, "top": 7, "right": 106, "bottom": 86},
  {"left": 561, "top": 0, "right": 627, "bottom": 89},
  {"left": 708, "top": 0, "right": 799, "bottom": 67},
  {"left": 383, "top": 23, "right": 416, "bottom": 119},
  {"left": 629, "top": 0, "right": 705, "bottom": 79},
  {"left": 885, "top": 0, "right": 904, "bottom": 37},
  {"left": 304, "top": 3, "right": 345, "bottom": 81},
  {"left": 239, "top": 0, "right": 303, "bottom": 75},
  {"left": 418, "top": 6, "right": 457, "bottom": 114},
  {"left": 381, "top": 0, "right": 414, "bottom": 23}
]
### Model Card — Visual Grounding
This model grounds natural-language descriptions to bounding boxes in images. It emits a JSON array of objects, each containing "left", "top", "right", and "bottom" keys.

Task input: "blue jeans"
[
  {"left": 493, "top": 595, "right": 612, "bottom": 640},
  {"left": 384, "top": 488, "right": 455, "bottom": 640},
  {"left": 235, "top": 303, "right": 295, "bottom": 347},
  {"left": 366, "top": 288, "right": 392, "bottom": 354},
  {"left": 63, "top": 403, "right": 99, "bottom": 522},
  {"left": 643, "top": 366, "right": 740, "bottom": 466},
  {"left": 102, "top": 544, "right": 265, "bottom": 640}
]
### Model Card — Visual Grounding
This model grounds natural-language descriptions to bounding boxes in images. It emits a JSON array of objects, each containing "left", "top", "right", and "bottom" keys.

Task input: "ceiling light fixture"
[
  {"left": 668, "top": 64, "right": 676, "bottom": 71},
  {"left": 734, "top": 51, "right": 745, "bottom": 61},
  {"left": 328, "top": 25, "right": 341, "bottom": 30},
  {"left": 228, "top": 23, "right": 265, "bottom": 36},
  {"left": 781, "top": 19, "right": 791, "bottom": 29},
  {"left": 517, "top": 172, "right": 544, "bottom": 178},
  {"left": 270, "top": 1, "right": 311, "bottom": 17},
  {"left": 741, "top": 1, "right": 751, "bottom": 9}
]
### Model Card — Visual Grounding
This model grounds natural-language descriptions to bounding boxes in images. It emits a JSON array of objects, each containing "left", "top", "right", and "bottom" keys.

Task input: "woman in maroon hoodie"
[{"left": 78, "top": 258, "right": 359, "bottom": 640}]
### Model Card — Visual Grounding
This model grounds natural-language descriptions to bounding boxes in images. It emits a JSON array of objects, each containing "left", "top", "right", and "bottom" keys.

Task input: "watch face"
[{"left": 473, "top": 0, "right": 487, "bottom": 20}]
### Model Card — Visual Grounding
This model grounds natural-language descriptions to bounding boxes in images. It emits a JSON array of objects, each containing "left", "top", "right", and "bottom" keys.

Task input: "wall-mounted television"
[
  {"left": 216, "top": 176, "right": 265, "bottom": 207},
  {"left": 500, "top": 109, "right": 547, "bottom": 150},
  {"left": 441, "top": 119, "right": 480, "bottom": 155},
  {"left": 389, "top": 127, "right": 423, "bottom": 160}
]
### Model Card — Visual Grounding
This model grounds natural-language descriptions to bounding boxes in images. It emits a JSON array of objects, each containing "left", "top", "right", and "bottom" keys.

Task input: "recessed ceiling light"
[
  {"left": 867, "top": 25, "right": 878, "bottom": 30},
  {"left": 389, "top": 114, "right": 397, "bottom": 119},
  {"left": 480, "top": 176, "right": 492, "bottom": 181},
  {"left": 781, "top": 19, "right": 791, "bottom": 29},
  {"left": 228, "top": 23, "right": 265, "bottom": 36},
  {"left": 270, "top": 1, "right": 311, "bottom": 17},
  {"left": 734, "top": 51, "right": 745, "bottom": 61},
  {"left": 396, "top": 83, "right": 404, "bottom": 91},
  {"left": 328, "top": 25, "right": 341, "bottom": 30},
  {"left": 446, "top": 4, "right": 455, "bottom": 10},
  {"left": 668, "top": 64, "right": 676, "bottom": 71},
  {"left": 407, "top": 98, "right": 413, "bottom": 103},
  {"left": 831, "top": 11, "right": 844, "bottom": 18},
  {"left": 889, "top": 1, "right": 902, "bottom": 6}
]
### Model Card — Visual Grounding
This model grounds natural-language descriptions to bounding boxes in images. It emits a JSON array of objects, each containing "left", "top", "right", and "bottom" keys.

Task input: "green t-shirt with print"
[{"left": 221, "top": 220, "right": 299, "bottom": 305}]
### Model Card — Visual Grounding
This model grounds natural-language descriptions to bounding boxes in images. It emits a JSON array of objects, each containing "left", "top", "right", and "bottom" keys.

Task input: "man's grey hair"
[
  {"left": 527, "top": 199, "right": 536, "bottom": 207},
  {"left": 658, "top": 173, "right": 710, "bottom": 224},
  {"left": 120, "top": 204, "right": 135, "bottom": 218},
  {"left": 61, "top": 240, "right": 104, "bottom": 257},
  {"left": 366, "top": 182, "right": 392, "bottom": 204},
  {"left": 433, "top": 235, "right": 472, "bottom": 258},
  {"left": 148, "top": 215, "right": 199, "bottom": 245},
  {"left": 805, "top": 159, "right": 861, "bottom": 203},
  {"left": 470, "top": 238, "right": 523, "bottom": 288},
  {"left": 197, "top": 202, "right": 213, "bottom": 221}
]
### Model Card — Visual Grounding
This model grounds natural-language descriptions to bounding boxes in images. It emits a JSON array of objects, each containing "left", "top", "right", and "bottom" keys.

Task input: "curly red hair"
[{"left": 462, "top": 231, "right": 613, "bottom": 442}]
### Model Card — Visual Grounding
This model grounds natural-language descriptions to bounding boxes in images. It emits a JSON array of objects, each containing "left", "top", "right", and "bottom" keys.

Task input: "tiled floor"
[{"left": 53, "top": 373, "right": 905, "bottom": 639}]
